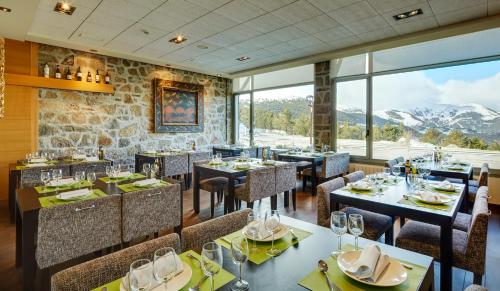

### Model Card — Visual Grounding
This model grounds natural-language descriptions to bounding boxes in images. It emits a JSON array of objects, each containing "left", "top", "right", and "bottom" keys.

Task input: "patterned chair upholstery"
[
  {"left": 468, "top": 163, "right": 489, "bottom": 203},
  {"left": 70, "top": 161, "right": 111, "bottom": 175},
  {"left": 303, "top": 153, "right": 350, "bottom": 179},
  {"left": 396, "top": 186, "right": 490, "bottom": 284},
  {"left": 275, "top": 162, "right": 298, "bottom": 210},
  {"left": 465, "top": 285, "right": 487, "bottom": 291},
  {"left": 454, "top": 186, "right": 490, "bottom": 232},
  {"left": 51, "top": 233, "right": 181, "bottom": 291},
  {"left": 188, "top": 151, "right": 211, "bottom": 174},
  {"left": 384, "top": 157, "right": 403, "bottom": 169},
  {"left": 181, "top": 209, "right": 252, "bottom": 253},
  {"left": 121, "top": 184, "right": 182, "bottom": 242},
  {"left": 36, "top": 195, "right": 121, "bottom": 270},
  {"left": 163, "top": 153, "right": 189, "bottom": 177},
  {"left": 235, "top": 167, "right": 276, "bottom": 208},
  {"left": 193, "top": 159, "right": 229, "bottom": 217},
  {"left": 343, "top": 170, "right": 365, "bottom": 184},
  {"left": 19, "top": 165, "right": 71, "bottom": 188},
  {"left": 317, "top": 177, "right": 345, "bottom": 227}
]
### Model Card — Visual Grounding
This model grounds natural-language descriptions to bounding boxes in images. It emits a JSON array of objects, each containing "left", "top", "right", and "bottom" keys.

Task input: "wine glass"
[
  {"left": 264, "top": 210, "right": 281, "bottom": 257},
  {"left": 201, "top": 242, "right": 223, "bottom": 291},
  {"left": 74, "top": 171, "right": 85, "bottom": 189},
  {"left": 408, "top": 173, "right": 419, "bottom": 192},
  {"left": 246, "top": 212, "right": 259, "bottom": 252},
  {"left": 40, "top": 170, "right": 51, "bottom": 191},
  {"left": 330, "top": 211, "right": 347, "bottom": 257},
  {"left": 153, "top": 247, "right": 177, "bottom": 286},
  {"left": 424, "top": 165, "right": 432, "bottom": 182},
  {"left": 231, "top": 237, "right": 249, "bottom": 291},
  {"left": 129, "top": 259, "right": 153, "bottom": 291},
  {"left": 86, "top": 172, "right": 96, "bottom": 191},
  {"left": 348, "top": 214, "right": 364, "bottom": 250},
  {"left": 52, "top": 168, "right": 62, "bottom": 193},
  {"left": 143, "top": 163, "right": 151, "bottom": 178},
  {"left": 383, "top": 167, "right": 391, "bottom": 179}
]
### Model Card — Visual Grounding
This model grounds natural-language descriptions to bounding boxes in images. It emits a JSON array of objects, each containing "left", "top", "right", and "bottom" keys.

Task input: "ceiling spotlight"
[
  {"left": 216, "top": 74, "right": 222, "bottom": 77},
  {"left": 236, "top": 56, "right": 250, "bottom": 61},
  {"left": 165, "top": 64, "right": 171, "bottom": 67},
  {"left": 0, "top": 6, "right": 12, "bottom": 12},
  {"left": 197, "top": 44, "right": 209, "bottom": 49},
  {"left": 54, "top": 1, "right": 76, "bottom": 15},
  {"left": 169, "top": 35, "right": 187, "bottom": 44},
  {"left": 393, "top": 8, "right": 423, "bottom": 21}
]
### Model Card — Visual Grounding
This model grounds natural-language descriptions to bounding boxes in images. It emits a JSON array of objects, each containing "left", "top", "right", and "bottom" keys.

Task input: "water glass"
[
  {"left": 383, "top": 167, "right": 391, "bottom": 178},
  {"left": 74, "top": 171, "right": 85, "bottom": 189},
  {"left": 231, "top": 237, "right": 249, "bottom": 291},
  {"left": 408, "top": 173, "right": 419, "bottom": 192},
  {"left": 330, "top": 211, "right": 347, "bottom": 257},
  {"left": 129, "top": 259, "right": 153, "bottom": 291},
  {"left": 142, "top": 163, "right": 151, "bottom": 178},
  {"left": 348, "top": 214, "right": 364, "bottom": 250},
  {"left": 153, "top": 247, "right": 177, "bottom": 285},
  {"left": 201, "top": 242, "right": 223, "bottom": 291},
  {"left": 246, "top": 212, "right": 259, "bottom": 251},
  {"left": 264, "top": 210, "right": 281, "bottom": 257},
  {"left": 40, "top": 170, "right": 51, "bottom": 190},
  {"left": 86, "top": 172, "right": 96, "bottom": 190},
  {"left": 51, "top": 169, "right": 63, "bottom": 193}
]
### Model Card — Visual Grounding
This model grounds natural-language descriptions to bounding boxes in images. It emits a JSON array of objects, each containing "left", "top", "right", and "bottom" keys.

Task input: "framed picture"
[{"left": 154, "top": 78, "right": 204, "bottom": 133}]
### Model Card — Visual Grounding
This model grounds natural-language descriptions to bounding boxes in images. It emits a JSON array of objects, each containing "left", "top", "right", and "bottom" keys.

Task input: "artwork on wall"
[{"left": 153, "top": 78, "right": 204, "bottom": 133}]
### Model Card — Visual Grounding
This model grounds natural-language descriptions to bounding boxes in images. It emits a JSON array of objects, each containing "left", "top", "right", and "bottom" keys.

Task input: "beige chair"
[
  {"left": 396, "top": 186, "right": 490, "bottom": 284},
  {"left": 121, "top": 183, "right": 182, "bottom": 243},
  {"left": 51, "top": 233, "right": 180, "bottom": 291},
  {"left": 275, "top": 163, "right": 298, "bottom": 210},
  {"left": 303, "top": 153, "right": 350, "bottom": 188},
  {"left": 454, "top": 186, "right": 490, "bottom": 231},
  {"left": 181, "top": 209, "right": 252, "bottom": 253},
  {"left": 384, "top": 156, "right": 404, "bottom": 172},
  {"left": 465, "top": 285, "right": 487, "bottom": 291},
  {"left": 187, "top": 151, "right": 211, "bottom": 188},
  {"left": 234, "top": 167, "right": 276, "bottom": 209},
  {"left": 468, "top": 163, "right": 489, "bottom": 203},
  {"left": 317, "top": 177, "right": 346, "bottom": 227}
]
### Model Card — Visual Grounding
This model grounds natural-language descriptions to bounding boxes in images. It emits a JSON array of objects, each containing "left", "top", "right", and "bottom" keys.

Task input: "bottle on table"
[
  {"left": 262, "top": 147, "right": 268, "bottom": 161},
  {"left": 192, "top": 141, "right": 196, "bottom": 151},
  {"left": 404, "top": 159, "right": 410, "bottom": 181},
  {"left": 55, "top": 65, "right": 62, "bottom": 79},
  {"left": 76, "top": 67, "right": 83, "bottom": 81},
  {"left": 95, "top": 70, "right": 100, "bottom": 83}
]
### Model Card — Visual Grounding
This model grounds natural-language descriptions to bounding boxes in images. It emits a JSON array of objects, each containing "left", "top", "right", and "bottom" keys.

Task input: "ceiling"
[{"left": 2, "top": 0, "right": 500, "bottom": 76}]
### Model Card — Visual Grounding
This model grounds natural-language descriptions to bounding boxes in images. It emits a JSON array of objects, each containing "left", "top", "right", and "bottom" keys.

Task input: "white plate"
[
  {"left": 120, "top": 262, "right": 192, "bottom": 291},
  {"left": 337, "top": 250, "right": 407, "bottom": 287},
  {"left": 242, "top": 224, "right": 288, "bottom": 242},
  {"left": 56, "top": 190, "right": 91, "bottom": 201},
  {"left": 411, "top": 194, "right": 453, "bottom": 205}
]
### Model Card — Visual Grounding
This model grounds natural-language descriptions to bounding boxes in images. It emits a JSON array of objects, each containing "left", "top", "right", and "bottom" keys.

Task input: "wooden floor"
[{"left": 0, "top": 186, "right": 498, "bottom": 290}]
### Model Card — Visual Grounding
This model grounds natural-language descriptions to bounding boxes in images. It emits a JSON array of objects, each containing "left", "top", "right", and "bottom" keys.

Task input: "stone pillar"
[
  {"left": 313, "top": 61, "right": 331, "bottom": 149},
  {"left": 0, "top": 37, "right": 4, "bottom": 119}
]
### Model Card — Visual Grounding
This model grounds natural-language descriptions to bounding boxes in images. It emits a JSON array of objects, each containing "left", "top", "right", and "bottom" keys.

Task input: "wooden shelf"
[{"left": 5, "top": 73, "right": 115, "bottom": 94}]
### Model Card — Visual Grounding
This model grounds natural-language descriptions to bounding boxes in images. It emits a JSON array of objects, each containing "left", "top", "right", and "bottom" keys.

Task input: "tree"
[
  {"left": 293, "top": 113, "right": 311, "bottom": 137},
  {"left": 381, "top": 123, "right": 404, "bottom": 142},
  {"left": 490, "top": 141, "right": 500, "bottom": 151},
  {"left": 278, "top": 108, "right": 294, "bottom": 134},
  {"left": 420, "top": 128, "right": 442, "bottom": 145},
  {"left": 441, "top": 130, "right": 465, "bottom": 147},
  {"left": 464, "top": 136, "right": 488, "bottom": 150}
]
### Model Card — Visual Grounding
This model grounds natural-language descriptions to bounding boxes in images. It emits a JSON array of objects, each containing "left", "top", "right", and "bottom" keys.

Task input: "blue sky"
[{"left": 424, "top": 59, "right": 500, "bottom": 84}]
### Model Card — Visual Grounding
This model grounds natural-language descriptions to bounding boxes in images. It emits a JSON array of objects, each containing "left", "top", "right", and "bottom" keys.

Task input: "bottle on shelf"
[
  {"left": 76, "top": 67, "right": 83, "bottom": 81},
  {"left": 95, "top": 70, "right": 100, "bottom": 83},
  {"left": 43, "top": 63, "right": 50, "bottom": 78},
  {"left": 104, "top": 71, "right": 110, "bottom": 84},
  {"left": 55, "top": 65, "right": 62, "bottom": 79},
  {"left": 98, "top": 146, "right": 104, "bottom": 160},
  {"left": 65, "top": 67, "right": 72, "bottom": 80},
  {"left": 86, "top": 71, "right": 92, "bottom": 82}
]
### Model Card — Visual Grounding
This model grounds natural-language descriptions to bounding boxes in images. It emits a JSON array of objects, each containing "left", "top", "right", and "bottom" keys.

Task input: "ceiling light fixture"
[
  {"left": 236, "top": 56, "right": 250, "bottom": 61},
  {"left": 393, "top": 8, "right": 423, "bottom": 21},
  {"left": 54, "top": 1, "right": 76, "bottom": 15},
  {"left": 169, "top": 35, "right": 187, "bottom": 44},
  {"left": 216, "top": 74, "right": 222, "bottom": 77},
  {"left": 0, "top": 6, "right": 12, "bottom": 12},
  {"left": 141, "top": 29, "right": 149, "bottom": 35}
]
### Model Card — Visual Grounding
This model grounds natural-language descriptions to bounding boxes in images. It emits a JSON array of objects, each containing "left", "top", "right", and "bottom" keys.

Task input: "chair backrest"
[
  {"left": 275, "top": 162, "right": 297, "bottom": 193},
  {"left": 244, "top": 167, "right": 276, "bottom": 202},
  {"left": 36, "top": 195, "right": 121, "bottom": 269},
  {"left": 321, "top": 153, "right": 349, "bottom": 178},
  {"left": 477, "top": 163, "right": 489, "bottom": 187},
  {"left": 70, "top": 161, "right": 111, "bottom": 175},
  {"left": 163, "top": 154, "right": 189, "bottom": 176},
  {"left": 181, "top": 209, "right": 252, "bottom": 253},
  {"left": 122, "top": 184, "right": 181, "bottom": 243},
  {"left": 385, "top": 158, "right": 398, "bottom": 169},
  {"left": 465, "top": 186, "right": 490, "bottom": 275},
  {"left": 20, "top": 165, "right": 71, "bottom": 188},
  {"left": 51, "top": 233, "right": 180, "bottom": 291},
  {"left": 395, "top": 156, "right": 405, "bottom": 163},
  {"left": 189, "top": 151, "right": 211, "bottom": 173},
  {"left": 316, "top": 177, "right": 345, "bottom": 227},
  {"left": 343, "top": 170, "right": 365, "bottom": 184}
]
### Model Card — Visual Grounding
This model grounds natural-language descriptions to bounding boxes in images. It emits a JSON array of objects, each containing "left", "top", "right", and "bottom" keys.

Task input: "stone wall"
[
  {"left": 313, "top": 61, "right": 332, "bottom": 149},
  {"left": 38, "top": 44, "right": 232, "bottom": 165},
  {"left": 0, "top": 38, "right": 4, "bottom": 119}
]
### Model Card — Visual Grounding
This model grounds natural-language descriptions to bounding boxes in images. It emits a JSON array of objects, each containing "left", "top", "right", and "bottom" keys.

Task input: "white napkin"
[
  {"left": 349, "top": 181, "right": 372, "bottom": 190},
  {"left": 57, "top": 188, "right": 90, "bottom": 199},
  {"left": 133, "top": 178, "right": 159, "bottom": 187},
  {"left": 85, "top": 156, "right": 99, "bottom": 162},
  {"left": 435, "top": 181, "right": 455, "bottom": 191},
  {"left": 153, "top": 253, "right": 184, "bottom": 279},
  {"left": 26, "top": 163, "right": 49, "bottom": 168},
  {"left": 72, "top": 154, "right": 87, "bottom": 160},
  {"left": 48, "top": 178, "right": 76, "bottom": 186},
  {"left": 418, "top": 191, "right": 441, "bottom": 203},
  {"left": 246, "top": 220, "right": 275, "bottom": 240},
  {"left": 29, "top": 158, "right": 47, "bottom": 163},
  {"left": 347, "top": 244, "right": 390, "bottom": 282},
  {"left": 115, "top": 171, "right": 132, "bottom": 178}
]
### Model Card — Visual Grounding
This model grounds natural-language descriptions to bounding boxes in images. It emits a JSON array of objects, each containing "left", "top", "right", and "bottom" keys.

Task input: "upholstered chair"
[
  {"left": 303, "top": 153, "right": 350, "bottom": 186},
  {"left": 343, "top": 170, "right": 366, "bottom": 184},
  {"left": 468, "top": 163, "right": 489, "bottom": 203},
  {"left": 384, "top": 156, "right": 404, "bottom": 169},
  {"left": 275, "top": 162, "right": 298, "bottom": 210},
  {"left": 187, "top": 151, "right": 211, "bottom": 188},
  {"left": 163, "top": 153, "right": 189, "bottom": 178},
  {"left": 317, "top": 177, "right": 345, "bottom": 227},
  {"left": 193, "top": 159, "right": 229, "bottom": 218},
  {"left": 181, "top": 209, "right": 252, "bottom": 253},
  {"left": 454, "top": 186, "right": 490, "bottom": 231},
  {"left": 234, "top": 167, "right": 276, "bottom": 209},
  {"left": 51, "top": 233, "right": 180, "bottom": 291},
  {"left": 396, "top": 186, "right": 490, "bottom": 284}
]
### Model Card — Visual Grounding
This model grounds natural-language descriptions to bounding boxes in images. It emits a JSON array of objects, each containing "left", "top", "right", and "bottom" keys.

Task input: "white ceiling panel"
[
  {"left": 428, "top": 0, "right": 487, "bottom": 14},
  {"left": 185, "top": 0, "right": 233, "bottom": 11},
  {"left": 357, "top": 26, "right": 398, "bottom": 42},
  {"left": 96, "top": 0, "right": 153, "bottom": 22},
  {"left": 245, "top": 13, "right": 291, "bottom": 33},
  {"left": 392, "top": 16, "right": 439, "bottom": 34},
  {"left": 288, "top": 35, "right": 324, "bottom": 49},
  {"left": 214, "top": 0, "right": 266, "bottom": 23},
  {"left": 177, "top": 12, "right": 237, "bottom": 41},
  {"left": 267, "top": 26, "right": 307, "bottom": 42},
  {"left": 328, "top": 1, "right": 379, "bottom": 24},
  {"left": 314, "top": 26, "right": 353, "bottom": 42},
  {"left": 366, "top": 0, "right": 426, "bottom": 14},
  {"left": 435, "top": 4, "right": 487, "bottom": 26},
  {"left": 134, "top": 46, "right": 168, "bottom": 59},
  {"left": 342, "top": 15, "right": 390, "bottom": 34},
  {"left": 294, "top": 14, "right": 341, "bottom": 34},
  {"left": 246, "top": 0, "right": 297, "bottom": 12},
  {"left": 306, "top": 0, "right": 361, "bottom": 13},
  {"left": 271, "top": 0, "right": 323, "bottom": 25},
  {"left": 266, "top": 42, "right": 300, "bottom": 54}
]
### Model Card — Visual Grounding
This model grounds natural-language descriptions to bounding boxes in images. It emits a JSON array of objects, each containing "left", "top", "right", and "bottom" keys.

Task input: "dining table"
[
  {"left": 330, "top": 176, "right": 465, "bottom": 291},
  {"left": 212, "top": 145, "right": 261, "bottom": 158},
  {"left": 277, "top": 152, "right": 326, "bottom": 195},
  {"left": 15, "top": 174, "right": 182, "bottom": 291}
]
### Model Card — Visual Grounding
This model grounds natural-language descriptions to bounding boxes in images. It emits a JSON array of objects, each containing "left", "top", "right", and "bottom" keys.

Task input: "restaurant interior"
[{"left": 0, "top": 0, "right": 499, "bottom": 290}]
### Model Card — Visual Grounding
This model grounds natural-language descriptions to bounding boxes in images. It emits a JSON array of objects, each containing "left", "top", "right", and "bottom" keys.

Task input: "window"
[{"left": 235, "top": 93, "right": 250, "bottom": 146}]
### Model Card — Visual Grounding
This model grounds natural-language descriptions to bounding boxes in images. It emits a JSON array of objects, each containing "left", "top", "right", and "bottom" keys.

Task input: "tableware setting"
[
  {"left": 233, "top": 162, "right": 251, "bottom": 171},
  {"left": 427, "top": 180, "right": 457, "bottom": 192},
  {"left": 347, "top": 181, "right": 373, "bottom": 192},
  {"left": 55, "top": 188, "right": 92, "bottom": 200},
  {"left": 241, "top": 219, "right": 287, "bottom": 242},
  {"left": 407, "top": 190, "right": 454, "bottom": 205},
  {"left": 132, "top": 178, "right": 163, "bottom": 188},
  {"left": 46, "top": 177, "right": 78, "bottom": 187}
]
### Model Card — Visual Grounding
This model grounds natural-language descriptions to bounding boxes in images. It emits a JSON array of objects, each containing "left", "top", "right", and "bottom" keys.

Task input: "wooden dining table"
[
  {"left": 330, "top": 177, "right": 465, "bottom": 291},
  {"left": 14, "top": 175, "right": 182, "bottom": 291}
]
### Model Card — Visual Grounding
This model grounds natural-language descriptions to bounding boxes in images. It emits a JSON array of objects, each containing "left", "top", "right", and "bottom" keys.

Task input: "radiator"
[{"left": 349, "top": 163, "right": 383, "bottom": 175}]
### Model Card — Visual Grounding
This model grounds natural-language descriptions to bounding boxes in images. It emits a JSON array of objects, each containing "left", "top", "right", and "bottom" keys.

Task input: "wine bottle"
[
  {"left": 65, "top": 67, "right": 72, "bottom": 80},
  {"left": 86, "top": 71, "right": 92, "bottom": 82},
  {"left": 153, "top": 158, "right": 162, "bottom": 179},
  {"left": 192, "top": 141, "right": 196, "bottom": 151},
  {"left": 95, "top": 69, "right": 100, "bottom": 83},
  {"left": 104, "top": 71, "right": 110, "bottom": 84},
  {"left": 55, "top": 65, "right": 62, "bottom": 79},
  {"left": 98, "top": 146, "right": 104, "bottom": 160},
  {"left": 76, "top": 67, "right": 83, "bottom": 81},
  {"left": 43, "top": 64, "right": 50, "bottom": 78}
]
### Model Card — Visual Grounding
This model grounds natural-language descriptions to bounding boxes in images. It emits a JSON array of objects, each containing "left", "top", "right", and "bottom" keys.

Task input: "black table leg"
[
  {"left": 15, "top": 203, "right": 22, "bottom": 267},
  {"left": 311, "top": 162, "right": 317, "bottom": 196},
  {"left": 284, "top": 190, "right": 289, "bottom": 207},
  {"left": 385, "top": 216, "right": 395, "bottom": 245},
  {"left": 227, "top": 177, "right": 236, "bottom": 213},
  {"left": 193, "top": 167, "right": 200, "bottom": 214},
  {"left": 9, "top": 171, "right": 18, "bottom": 223},
  {"left": 440, "top": 222, "right": 453, "bottom": 291},
  {"left": 22, "top": 211, "right": 36, "bottom": 291}
]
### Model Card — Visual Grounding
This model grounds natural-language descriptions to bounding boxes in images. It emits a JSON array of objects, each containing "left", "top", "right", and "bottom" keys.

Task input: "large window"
[{"left": 235, "top": 93, "right": 250, "bottom": 146}]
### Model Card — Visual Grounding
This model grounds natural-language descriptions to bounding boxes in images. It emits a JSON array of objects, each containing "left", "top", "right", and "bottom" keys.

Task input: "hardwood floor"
[{"left": 0, "top": 187, "right": 498, "bottom": 290}]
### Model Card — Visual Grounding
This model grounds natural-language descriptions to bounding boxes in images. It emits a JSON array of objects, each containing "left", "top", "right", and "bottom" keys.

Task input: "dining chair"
[
  {"left": 163, "top": 153, "right": 189, "bottom": 182},
  {"left": 19, "top": 165, "right": 71, "bottom": 188},
  {"left": 317, "top": 176, "right": 394, "bottom": 243},
  {"left": 396, "top": 186, "right": 490, "bottom": 284},
  {"left": 121, "top": 183, "right": 182, "bottom": 243},
  {"left": 384, "top": 156, "right": 403, "bottom": 169},
  {"left": 187, "top": 151, "right": 211, "bottom": 188},
  {"left": 70, "top": 161, "right": 111, "bottom": 175},
  {"left": 454, "top": 186, "right": 490, "bottom": 232},
  {"left": 51, "top": 233, "right": 181, "bottom": 291},
  {"left": 302, "top": 153, "right": 350, "bottom": 189},
  {"left": 234, "top": 167, "right": 277, "bottom": 210},
  {"left": 181, "top": 209, "right": 252, "bottom": 253},
  {"left": 468, "top": 163, "right": 489, "bottom": 203},
  {"left": 465, "top": 285, "right": 487, "bottom": 291},
  {"left": 193, "top": 159, "right": 228, "bottom": 218},
  {"left": 275, "top": 163, "right": 298, "bottom": 210},
  {"left": 36, "top": 195, "right": 122, "bottom": 287}
]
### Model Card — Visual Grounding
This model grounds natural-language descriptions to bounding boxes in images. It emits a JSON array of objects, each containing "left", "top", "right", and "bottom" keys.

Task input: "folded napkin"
[
  {"left": 245, "top": 220, "right": 275, "bottom": 240},
  {"left": 346, "top": 244, "right": 390, "bottom": 282},
  {"left": 85, "top": 156, "right": 99, "bottom": 162},
  {"left": 115, "top": 171, "right": 132, "bottom": 178},
  {"left": 57, "top": 188, "right": 90, "bottom": 200},
  {"left": 349, "top": 181, "right": 372, "bottom": 191},
  {"left": 29, "top": 158, "right": 47, "bottom": 163},
  {"left": 133, "top": 178, "right": 160, "bottom": 187},
  {"left": 72, "top": 154, "right": 87, "bottom": 160},
  {"left": 417, "top": 191, "right": 441, "bottom": 203},
  {"left": 153, "top": 252, "right": 184, "bottom": 279},
  {"left": 435, "top": 181, "right": 455, "bottom": 191},
  {"left": 48, "top": 178, "right": 76, "bottom": 187},
  {"left": 26, "top": 162, "right": 49, "bottom": 168}
]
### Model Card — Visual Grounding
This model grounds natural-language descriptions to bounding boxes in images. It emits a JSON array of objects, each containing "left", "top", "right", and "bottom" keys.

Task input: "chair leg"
[
  {"left": 238, "top": 199, "right": 242, "bottom": 210},
  {"left": 210, "top": 191, "right": 215, "bottom": 218},
  {"left": 292, "top": 188, "right": 297, "bottom": 211},
  {"left": 271, "top": 195, "right": 277, "bottom": 210},
  {"left": 284, "top": 190, "right": 289, "bottom": 207},
  {"left": 473, "top": 273, "right": 483, "bottom": 285},
  {"left": 42, "top": 267, "right": 51, "bottom": 291},
  {"left": 248, "top": 201, "right": 254, "bottom": 209},
  {"left": 400, "top": 216, "right": 406, "bottom": 227},
  {"left": 302, "top": 175, "right": 307, "bottom": 191}
]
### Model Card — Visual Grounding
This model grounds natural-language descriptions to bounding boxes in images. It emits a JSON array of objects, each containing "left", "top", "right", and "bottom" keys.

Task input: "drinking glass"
[
  {"left": 87, "top": 172, "right": 96, "bottom": 190},
  {"left": 330, "top": 211, "right": 347, "bottom": 257},
  {"left": 348, "top": 214, "right": 364, "bottom": 250},
  {"left": 408, "top": 173, "right": 419, "bottom": 192},
  {"left": 40, "top": 170, "right": 51, "bottom": 191},
  {"left": 231, "top": 237, "right": 249, "bottom": 291},
  {"left": 52, "top": 169, "right": 62, "bottom": 193},
  {"left": 246, "top": 212, "right": 259, "bottom": 252},
  {"left": 74, "top": 171, "right": 85, "bottom": 189},
  {"left": 153, "top": 247, "right": 177, "bottom": 285},
  {"left": 264, "top": 210, "right": 281, "bottom": 257},
  {"left": 143, "top": 163, "right": 151, "bottom": 178},
  {"left": 424, "top": 165, "right": 432, "bottom": 182},
  {"left": 383, "top": 167, "right": 391, "bottom": 179},
  {"left": 129, "top": 259, "right": 153, "bottom": 291},
  {"left": 201, "top": 242, "right": 223, "bottom": 291}
]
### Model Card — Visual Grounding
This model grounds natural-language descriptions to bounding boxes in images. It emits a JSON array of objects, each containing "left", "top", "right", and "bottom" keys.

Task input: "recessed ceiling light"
[
  {"left": 216, "top": 74, "right": 222, "bottom": 77},
  {"left": 141, "top": 29, "right": 149, "bottom": 35},
  {"left": 236, "top": 56, "right": 250, "bottom": 61},
  {"left": 393, "top": 8, "right": 423, "bottom": 21},
  {"left": 54, "top": 1, "right": 76, "bottom": 15},
  {"left": 197, "top": 44, "right": 209, "bottom": 49},
  {"left": 165, "top": 64, "right": 171, "bottom": 67},
  {"left": 0, "top": 6, "right": 12, "bottom": 12},
  {"left": 169, "top": 35, "right": 187, "bottom": 44}
]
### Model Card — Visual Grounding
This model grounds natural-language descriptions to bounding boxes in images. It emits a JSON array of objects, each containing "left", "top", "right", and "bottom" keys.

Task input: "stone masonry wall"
[
  {"left": 38, "top": 44, "right": 232, "bottom": 165},
  {"left": 313, "top": 61, "right": 332, "bottom": 149}
]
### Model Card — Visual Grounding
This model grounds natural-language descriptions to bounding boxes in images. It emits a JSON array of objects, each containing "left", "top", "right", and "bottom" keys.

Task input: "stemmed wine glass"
[
  {"left": 153, "top": 247, "right": 177, "bottom": 286},
  {"left": 86, "top": 172, "right": 96, "bottom": 191},
  {"left": 264, "top": 210, "right": 281, "bottom": 257},
  {"left": 129, "top": 259, "right": 153, "bottom": 291},
  {"left": 51, "top": 168, "right": 62, "bottom": 194},
  {"left": 231, "top": 237, "right": 249, "bottom": 291},
  {"left": 74, "top": 171, "right": 85, "bottom": 189},
  {"left": 330, "top": 211, "right": 347, "bottom": 258},
  {"left": 408, "top": 173, "right": 419, "bottom": 192},
  {"left": 348, "top": 214, "right": 364, "bottom": 250},
  {"left": 246, "top": 212, "right": 259, "bottom": 252},
  {"left": 40, "top": 170, "right": 51, "bottom": 191},
  {"left": 201, "top": 242, "right": 223, "bottom": 291}
]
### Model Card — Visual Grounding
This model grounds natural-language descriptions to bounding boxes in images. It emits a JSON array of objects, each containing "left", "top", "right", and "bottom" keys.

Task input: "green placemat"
[
  {"left": 214, "top": 224, "right": 312, "bottom": 265},
  {"left": 35, "top": 181, "right": 93, "bottom": 194},
  {"left": 344, "top": 188, "right": 376, "bottom": 196},
  {"left": 91, "top": 250, "right": 235, "bottom": 291},
  {"left": 298, "top": 244, "right": 428, "bottom": 291},
  {"left": 118, "top": 180, "right": 170, "bottom": 193},
  {"left": 99, "top": 173, "right": 146, "bottom": 183},
  {"left": 16, "top": 160, "right": 59, "bottom": 170},
  {"left": 38, "top": 189, "right": 107, "bottom": 208},
  {"left": 207, "top": 162, "right": 229, "bottom": 167},
  {"left": 398, "top": 197, "right": 452, "bottom": 211}
]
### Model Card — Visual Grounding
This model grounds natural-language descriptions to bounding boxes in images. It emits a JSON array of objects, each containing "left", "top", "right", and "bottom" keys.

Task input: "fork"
[{"left": 188, "top": 275, "right": 208, "bottom": 291}]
